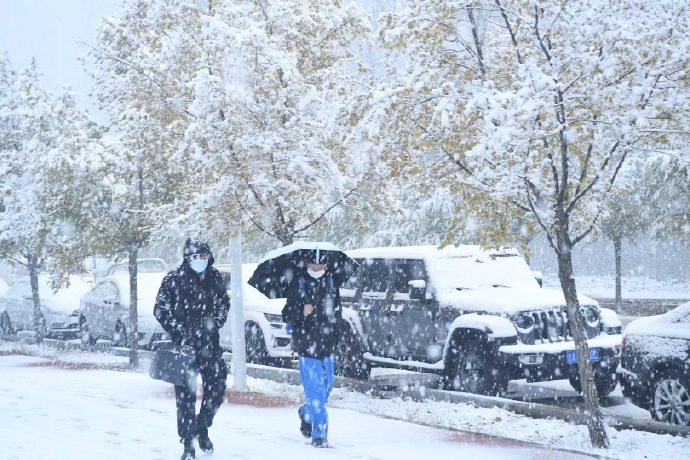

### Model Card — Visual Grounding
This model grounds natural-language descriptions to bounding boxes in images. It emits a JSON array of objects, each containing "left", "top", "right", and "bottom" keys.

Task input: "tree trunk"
[
  {"left": 27, "top": 252, "right": 43, "bottom": 341},
  {"left": 556, "top": 238, "right": 609, "bottom": 448},
  {"left": 128, "top": 245, "right": 139, "bottom": 367},
  {"left": 614, "top": 236, "right": 622, "bottom": 304}
]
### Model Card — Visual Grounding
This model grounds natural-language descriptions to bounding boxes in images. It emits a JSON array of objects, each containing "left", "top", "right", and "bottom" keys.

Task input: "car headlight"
[
  {"left": 264, "top": 313, "right": 283, "bottom": 323},
  {"left": 581, "top": 306, "right": 600, "bottom": 328},
  {"left": 514, "top": 313, "right": 535, "bottom": 334}
]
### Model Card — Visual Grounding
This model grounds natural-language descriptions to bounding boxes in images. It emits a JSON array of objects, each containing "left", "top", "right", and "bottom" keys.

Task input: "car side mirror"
[{"left": 408, "top": 279, "right": 426, "bottom": 300}]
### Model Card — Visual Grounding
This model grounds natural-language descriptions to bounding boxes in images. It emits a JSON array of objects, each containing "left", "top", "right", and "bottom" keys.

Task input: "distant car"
[
  {"left": 0, "top": 275, "right": 94, "bottom": 338},
  {"left": 618, "top": 302, "right": 690, "bottom": 425},
  {"left": 216, "top": 263, "right": 292, "bottom": 365},
  {"left": 104, "top": 258, "right": 168, "bottom": 277},
  {"left": 78, "top": 271, "right": 168, "bottom": 348}
]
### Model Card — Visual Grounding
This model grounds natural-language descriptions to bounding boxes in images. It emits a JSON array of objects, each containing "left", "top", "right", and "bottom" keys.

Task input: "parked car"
[
  {"left": 618, "top": 302, "right": 690, "bottom": 425},
  {"left": 0, "top": 275, "right": 93, "bottom": 338},
  {"left": 336, "top": 245, "right": 623, "bottom": 397},
  {"left": 216, "top": 263, "right": 292, "bottom": 365},
  {"left": 78, "top": 271, "right": 168, "bottom": 348}
]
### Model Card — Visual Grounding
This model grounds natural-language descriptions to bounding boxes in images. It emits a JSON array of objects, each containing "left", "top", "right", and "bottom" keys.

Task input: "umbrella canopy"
[{"left": 248, "top": 241, "right": 358, "bottom": 299}]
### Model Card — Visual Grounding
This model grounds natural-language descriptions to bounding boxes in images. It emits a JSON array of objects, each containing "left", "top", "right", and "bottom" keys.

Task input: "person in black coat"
[
  {"left": 282, "top": 249, "right": 342, "bottom": 448},
  {"left": 154, "top": 236, "right": 230, "bottom": 460}
]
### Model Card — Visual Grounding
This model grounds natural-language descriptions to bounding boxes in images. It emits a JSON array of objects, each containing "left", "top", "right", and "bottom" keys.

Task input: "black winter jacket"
[
  {"left": 282, "top": 274, "right": 342, "bottom": 359},
  {"left": 154, "top": 257, "right": 230, "bottom": 360}
]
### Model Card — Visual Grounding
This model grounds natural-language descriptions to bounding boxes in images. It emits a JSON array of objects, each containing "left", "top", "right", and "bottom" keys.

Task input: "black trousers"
[{"left": 175, "top": 356, "right": 228, "bottom": 441}]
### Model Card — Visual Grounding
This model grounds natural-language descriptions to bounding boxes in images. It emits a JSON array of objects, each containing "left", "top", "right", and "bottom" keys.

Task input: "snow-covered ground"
[
  {"left": 542, "top": 274, "right": 690, "bottom": 300},
  {"left": 2, "top": 342, "right": 689, "bottom": 460},
  {"left": 2, "top": 353, "right": 586, "bottom": 460}
]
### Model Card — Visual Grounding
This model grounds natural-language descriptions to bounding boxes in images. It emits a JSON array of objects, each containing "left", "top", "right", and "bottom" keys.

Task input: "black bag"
[{"left": 149, "top": 343, "right": 198, "bottom": 388}]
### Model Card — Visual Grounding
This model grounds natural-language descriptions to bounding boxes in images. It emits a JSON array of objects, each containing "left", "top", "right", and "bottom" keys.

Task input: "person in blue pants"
[{"left": 282, "top": 250, "right": 342, "bottom": 448}]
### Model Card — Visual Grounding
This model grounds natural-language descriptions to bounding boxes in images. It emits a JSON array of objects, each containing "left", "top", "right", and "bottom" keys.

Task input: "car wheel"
[
  {"left": 334, "top": 326, "right": 370, "bottom": 380},
  {"left": 245, "top": 322, "right": 269, "bottom": 365},
  {"left": 445, "top": 339, "right": 507, "bottom": 396},
  {"left": 570, "top": 372, "right": 618, "bottom": 398},
  {"left": 650, "top": 370, "right": 690, "bottom": 426},
  {"left": 80, "top": 316, "right": 96, "bottom": 346},
  {"left": 0, "top": 312, "right": 15, "bottom": 335},
  {"left": 113, "top": 320, "right": 129, "bottom": 347}
]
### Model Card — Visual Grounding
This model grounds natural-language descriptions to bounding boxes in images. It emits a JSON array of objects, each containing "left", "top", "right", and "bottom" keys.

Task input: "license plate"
[{"left": 566, "top": 348, "right": 600, "bottom": 365}]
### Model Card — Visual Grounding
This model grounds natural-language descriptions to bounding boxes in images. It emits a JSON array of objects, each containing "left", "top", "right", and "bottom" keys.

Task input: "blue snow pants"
[{"left": 298, "top": 356, "right": 335, "bottom": 440}]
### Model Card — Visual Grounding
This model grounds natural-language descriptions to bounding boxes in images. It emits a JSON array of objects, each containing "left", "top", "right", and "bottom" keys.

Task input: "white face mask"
[
  {"left": 190, "top": 259, "right": 208, "bottom": 273},
  {"left": 307, "top": 269, "right": 325, "bottom": 279}
]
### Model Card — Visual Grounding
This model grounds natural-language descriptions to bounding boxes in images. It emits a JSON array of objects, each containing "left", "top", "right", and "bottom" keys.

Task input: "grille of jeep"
[{"left": 532, "top": 310, "right": 571, "bottom": 343}]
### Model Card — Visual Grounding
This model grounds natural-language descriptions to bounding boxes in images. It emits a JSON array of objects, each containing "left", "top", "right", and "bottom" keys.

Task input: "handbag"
[{"left": 149, "top": 343, "right": 198, "bottom": 389}]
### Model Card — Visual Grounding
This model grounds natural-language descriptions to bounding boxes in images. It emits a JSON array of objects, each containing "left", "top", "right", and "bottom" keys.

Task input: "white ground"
[
  {"left": 542, "top": 274, "right": 690, "bottom": 300},
  {"left": 2, "top": 354, "right": 577, "bottom": 460},
  {"left": 1, "top": 343, "right": 689, "bottom": 460}
]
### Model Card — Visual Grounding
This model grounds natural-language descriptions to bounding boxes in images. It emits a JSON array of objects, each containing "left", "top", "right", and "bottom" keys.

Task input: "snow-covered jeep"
[{"left": 335, "top": 246, "right": 623, "bottom": 397}]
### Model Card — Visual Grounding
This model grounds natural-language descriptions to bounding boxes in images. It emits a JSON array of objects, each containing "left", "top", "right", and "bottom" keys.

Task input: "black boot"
[
  {"left": 311, "top": 437, "right": 329, "bottom": 448},
  {"left": 298, "top": 407, "right": 312, "bottom": 438},
  {"left": 181, "top": 439, "right": 195, "bottom": 460},
  {"left": 197, "top": 426, "right": 214, "bottom": 454}
]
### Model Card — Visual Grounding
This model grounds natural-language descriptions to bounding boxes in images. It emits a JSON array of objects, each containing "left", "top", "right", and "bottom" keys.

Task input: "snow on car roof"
[
  {"left": 624, "top": 301, "right": 690, "bottom": 341},
  {"left": 437, "top": 287, "right": 597, "bottom": 314},
  {"left": 3, "top": 275, "right": 93, "bottom": 315},
  {"left": 346, "top": 245, "right": 520, "bottom": 260}
]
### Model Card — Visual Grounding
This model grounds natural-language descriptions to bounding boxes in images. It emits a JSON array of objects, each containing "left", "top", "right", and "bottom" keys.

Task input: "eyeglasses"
[{"left": 189, "top": 254, "right": 209, "bottom": 261}]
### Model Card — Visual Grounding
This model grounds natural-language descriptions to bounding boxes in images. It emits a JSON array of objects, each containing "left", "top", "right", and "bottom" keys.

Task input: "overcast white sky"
[{"left": 0, "top": 0, "right": 122, "bottom": 118}]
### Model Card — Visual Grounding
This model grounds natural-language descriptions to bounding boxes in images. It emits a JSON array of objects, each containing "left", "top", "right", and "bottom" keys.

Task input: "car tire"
[
  {"left": 334, "top": 326, "right": 370, "bottom": 380},
  {"left": 113, "top": 320, "right": 129, "bottom": 347},
  {"left": 649, "top": 369, "right": 690, "bottom": 426},
  {"left": 0, "top": 312, "right": 15, "bottom": 335},
  {"left": 80, "top": 316, "right": 97, "bottom": 346},
  {"left": 569, "top": 373, "right": 618, "bottom": 398},
  {"left": 445, "top": 339, "right": 508, "bottom": 396},
  {"left": 245, "top": 322, "right": 269, "bottom": 365}
]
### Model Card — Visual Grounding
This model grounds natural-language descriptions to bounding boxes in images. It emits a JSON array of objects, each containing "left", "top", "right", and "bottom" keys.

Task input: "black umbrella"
[{"left": 247, "top": 241, "right": 358, "bottom": 299}]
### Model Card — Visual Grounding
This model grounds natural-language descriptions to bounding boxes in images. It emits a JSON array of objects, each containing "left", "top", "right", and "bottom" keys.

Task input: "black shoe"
[
  {"left": 181, "top": 440, "right": 195, "bottom": 460},
  {"left": 311, "top": 438, "right": 329, "bottom": 448},
  {"left": 298, "top": 408, "right": 312, "bottom": 438},
  {"left": 197, "top": 427, "right": 214, "bottom": 453}
]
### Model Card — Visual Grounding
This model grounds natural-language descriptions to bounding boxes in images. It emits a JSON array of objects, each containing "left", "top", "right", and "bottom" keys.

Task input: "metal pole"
[{"left": 230, "top": 233, "right": 247, "bottom": 391}]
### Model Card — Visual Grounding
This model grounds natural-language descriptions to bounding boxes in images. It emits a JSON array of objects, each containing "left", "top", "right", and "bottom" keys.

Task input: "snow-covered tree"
[
  {"left": 598, "top": 166, "right": 650, "bottom": 303},
  {"left": 374, "top": 0, "right": 690, "bottom": 448},
  {"left": 0, "top": 56, "right": 95, "bottom": 338},
  {"left": 642, "top": 150, "right": 690, "bottom": 244},
  {"left": 80, "top": 4, "right": 190, "bottom": 366}
]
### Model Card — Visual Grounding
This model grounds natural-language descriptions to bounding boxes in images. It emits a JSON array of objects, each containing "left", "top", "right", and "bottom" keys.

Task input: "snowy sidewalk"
[{"left": 0, "top": 354, "right": 588, "bottom": 460}]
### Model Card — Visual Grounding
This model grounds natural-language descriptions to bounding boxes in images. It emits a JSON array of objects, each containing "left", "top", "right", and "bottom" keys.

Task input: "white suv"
[{"left": 216, "top": 263, "right": 292, "bottom": 365}]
